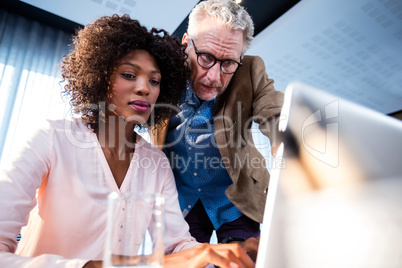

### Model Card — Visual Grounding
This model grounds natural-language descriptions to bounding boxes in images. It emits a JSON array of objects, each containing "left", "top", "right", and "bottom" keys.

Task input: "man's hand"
[
  {"left": 164, "top": 243, "right": 255, "bottom": 268},
  {"left": 238, "top": 237, "right": 260, "bottom": 262}
]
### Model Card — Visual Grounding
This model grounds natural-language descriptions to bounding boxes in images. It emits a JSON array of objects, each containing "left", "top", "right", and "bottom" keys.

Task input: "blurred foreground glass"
[{"left": 103, "top": 192, "right": 165, "bottom": 268}]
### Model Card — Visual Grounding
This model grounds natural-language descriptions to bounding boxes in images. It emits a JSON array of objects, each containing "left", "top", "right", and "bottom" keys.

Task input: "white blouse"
[{"left": 0, "top": 118, "right": 198, "bottom": 267}]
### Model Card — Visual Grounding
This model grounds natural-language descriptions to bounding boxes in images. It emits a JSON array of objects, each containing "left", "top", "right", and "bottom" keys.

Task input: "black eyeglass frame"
[{"left": 191, "top": 40, "right": 242, "bottom": 74}]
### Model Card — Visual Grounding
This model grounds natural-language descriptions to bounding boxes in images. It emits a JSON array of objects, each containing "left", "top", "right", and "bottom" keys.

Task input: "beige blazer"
[{"left": 151, "top": 55, "right": 284, "bottom": 223}]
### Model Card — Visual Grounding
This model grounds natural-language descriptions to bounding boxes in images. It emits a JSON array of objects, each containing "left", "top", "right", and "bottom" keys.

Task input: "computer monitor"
[{"left": 256, "top": 81, "right": 402, "bottom": 268}]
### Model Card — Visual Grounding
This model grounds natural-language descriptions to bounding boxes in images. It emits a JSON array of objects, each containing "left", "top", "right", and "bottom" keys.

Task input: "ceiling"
[
  {"left": 248, "top": 0, "right": 402, "bottom": 115},
  {"left": 0, "top": 0, "right": 299, "bottom": 38},
  {"left": 1, "top": 0, "right": 401, "bottom": 116}
]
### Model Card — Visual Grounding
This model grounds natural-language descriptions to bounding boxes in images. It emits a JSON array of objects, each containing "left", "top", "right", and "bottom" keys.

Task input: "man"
[{"left": 151, "top": 0, "right": 284, "bottom": 243}]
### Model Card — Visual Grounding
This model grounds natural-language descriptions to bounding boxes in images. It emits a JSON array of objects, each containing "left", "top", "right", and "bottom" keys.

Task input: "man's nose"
[{"left": 206, "top": 63, "right": 221, "bottom": 83}]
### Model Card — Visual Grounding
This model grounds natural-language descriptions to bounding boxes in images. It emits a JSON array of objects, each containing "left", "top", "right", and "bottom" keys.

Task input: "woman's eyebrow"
[{"left": 119, "top": 62, "right": 161, "bottom": 74}]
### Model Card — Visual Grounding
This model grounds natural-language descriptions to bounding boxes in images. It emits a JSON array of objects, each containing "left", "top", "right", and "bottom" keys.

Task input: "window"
[{"left": 0, "top": 9, "right": 72, "bottom": 162}]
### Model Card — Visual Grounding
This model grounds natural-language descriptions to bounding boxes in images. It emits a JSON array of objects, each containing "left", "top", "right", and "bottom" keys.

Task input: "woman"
[{"left": 0, "top": 15, "right": 254, "bottom": 268}]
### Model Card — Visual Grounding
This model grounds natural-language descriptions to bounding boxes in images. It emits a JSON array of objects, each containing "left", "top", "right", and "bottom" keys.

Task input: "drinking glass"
[{"left": 103, "top": 192, "right": 165, "bottom": 268}]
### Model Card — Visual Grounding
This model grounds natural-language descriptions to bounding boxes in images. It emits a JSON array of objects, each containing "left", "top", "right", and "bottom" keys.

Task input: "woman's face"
[{"left": 108, "top": 49, "right": 161, "bottom": 124}]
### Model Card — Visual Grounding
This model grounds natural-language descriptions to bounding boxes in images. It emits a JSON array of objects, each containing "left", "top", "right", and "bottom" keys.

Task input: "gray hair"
[{"left": 187, "top": 0, "right": 254, "bottom": 55}]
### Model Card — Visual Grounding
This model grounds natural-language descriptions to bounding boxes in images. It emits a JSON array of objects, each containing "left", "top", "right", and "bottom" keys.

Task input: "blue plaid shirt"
[{"left": 164, "top": 87, "right": 242, "bottom": 230}]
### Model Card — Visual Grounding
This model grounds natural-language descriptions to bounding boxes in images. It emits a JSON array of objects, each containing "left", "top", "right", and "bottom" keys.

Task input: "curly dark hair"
[{"left": 61, "top": 14, "right": 188, "bottom": 130}]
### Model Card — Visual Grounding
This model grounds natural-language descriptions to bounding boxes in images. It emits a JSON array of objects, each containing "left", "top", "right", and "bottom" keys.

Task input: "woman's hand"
[
  {"left": 82, "top": 260, "right": 102, "bottom": 268},
  {"left": 238, "top": 237, "right": 260, "bottom": 263},
  {"left": 82, "top": 238, "right": 259, "bottom": 268},
  {"left": 164, "top": 243, "right": 255, "bottom": 268}
]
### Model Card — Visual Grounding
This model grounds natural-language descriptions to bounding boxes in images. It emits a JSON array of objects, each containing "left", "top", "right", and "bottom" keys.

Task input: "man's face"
[{"left": 183, "top": 18, "right": 244, "bottom": 101}]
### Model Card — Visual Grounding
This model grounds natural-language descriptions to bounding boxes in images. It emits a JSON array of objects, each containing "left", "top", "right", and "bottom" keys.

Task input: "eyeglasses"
[{"left": 191, "top": 40, "right": 242, "bottom": 74}]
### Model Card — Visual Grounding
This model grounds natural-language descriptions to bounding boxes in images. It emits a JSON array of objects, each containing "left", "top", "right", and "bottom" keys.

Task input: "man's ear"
[{"left": 182, "top": 33, "right": 189, "bottom": 46}]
